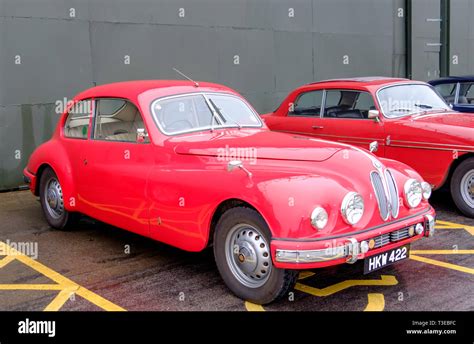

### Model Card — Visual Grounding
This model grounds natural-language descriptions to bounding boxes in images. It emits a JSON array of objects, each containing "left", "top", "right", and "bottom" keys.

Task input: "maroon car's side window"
[
  {"left": 64, "top": 100, "right": 92, "bottom": 139},
  {"left": 322, "top": 90, "right": 376, "bottom": 119},
  {"left": 93, "top": 98, "right": 149, "bottom": 143},
  {"left": 289, "top": 90, "right": 323, "bottom": 117}
]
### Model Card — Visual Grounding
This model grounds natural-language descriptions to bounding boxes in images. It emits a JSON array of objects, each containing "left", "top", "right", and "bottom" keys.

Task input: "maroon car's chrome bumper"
[{"left": 271, "top": 209, "right": 435, "bottom": 269}]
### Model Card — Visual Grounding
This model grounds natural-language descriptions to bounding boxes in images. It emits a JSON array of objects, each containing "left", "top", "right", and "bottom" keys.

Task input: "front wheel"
[
  {"left": 451, "top": 158, "right": 474, "bottom": 218},
  {"left": 39, "top": 167, "right": 77, "bottom": 229},
  {"left": 213, "top": 207, "right": 298, "bottom": 304}
]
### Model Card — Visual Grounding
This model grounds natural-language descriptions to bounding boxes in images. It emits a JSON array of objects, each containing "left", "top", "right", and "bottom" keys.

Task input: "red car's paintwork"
[
  {"left": 25, "top": 80, "right": 434, "bottom": 269},
  {"left": 262, "top": 77, "right": 474, "bottom": 190}
]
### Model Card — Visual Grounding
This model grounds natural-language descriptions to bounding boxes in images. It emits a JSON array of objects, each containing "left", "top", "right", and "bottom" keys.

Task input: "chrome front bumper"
[{"left": 275, "top": 214, "right": 436, "bottom": 264}]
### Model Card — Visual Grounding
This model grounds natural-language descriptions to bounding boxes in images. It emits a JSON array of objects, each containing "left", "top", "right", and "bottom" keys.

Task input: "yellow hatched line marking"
[
  {"left": 0, "top": 255, "right": 15, "bottom": 268},
  {"left": 0, "top": 241, "right": 125, "bottom": 311},
  {"left": 244, "top": 301, "right": 265, "bottom": 312},
  {"left": 294, "top": 275, "right": 398, "bottom": 297},
  {"left": 410, "top": 255, "right": 474, "bottom": 275},
  {"left": 411, "top": 250, "right": 474, "bottom": 255},
  {"left": 0, "top": 284, "right": 64, "bottom": 290},
  {"left": 435, "top": 221, "right": 474, "bottom": 235},
  {"left": 364, "top": 293, "right": 385, "bottom": 312},
  {"left": 44, "top": 287, "right": 77, "bottom": 311},
  {"left": 298, "top": 271, "right": 316, "bottom": 280}
]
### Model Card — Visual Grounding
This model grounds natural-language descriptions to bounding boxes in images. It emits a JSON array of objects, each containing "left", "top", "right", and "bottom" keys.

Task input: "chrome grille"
[
  {"left": 385, "top": 169, "right": 400, "bottom": 218},
  {"left": 370, "top": 171, "right": 389, "bottom": 220},
  {"left": 391, "top": 227, "right": 411, "bottom": 242},
  {"left": 374, "top": 233, "right": 390, "bottom": 248}
]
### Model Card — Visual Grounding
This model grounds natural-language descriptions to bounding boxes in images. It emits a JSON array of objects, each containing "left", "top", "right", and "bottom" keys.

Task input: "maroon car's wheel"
[
  {"left": 451, "top": 158, "right": 474, "bottom": 218},
  {"left": 213, "top": 207, "right": 298, "bottom": 305},
  {"left": 39, "top": 167, "right": 76, "bottom": 230}
]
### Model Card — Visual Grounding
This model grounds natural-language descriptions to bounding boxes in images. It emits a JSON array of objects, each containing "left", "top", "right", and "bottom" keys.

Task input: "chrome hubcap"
[
  {"left": 225, "top": 224, "right": 271, "bottom": 288},
  {"left": 460, "top": 170, "right": 474, "bottom": 208},
  {"left": 44, "top": 178, "right": 64, "bottom": 219}
]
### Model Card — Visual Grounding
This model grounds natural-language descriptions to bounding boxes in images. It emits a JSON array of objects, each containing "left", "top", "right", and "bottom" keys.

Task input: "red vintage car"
[
  {"left": 263, "top": 77, "right": 474, "bottom": 218},
  {"left": 24, "top": 80, "right": 435, "bottom": 304}
]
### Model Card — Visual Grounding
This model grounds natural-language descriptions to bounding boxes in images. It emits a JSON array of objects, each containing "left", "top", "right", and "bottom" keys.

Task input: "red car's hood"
[
  {"left": 172, "top": 129, "right": 342, "bottom": 162},
  {"left": 410, "top": 111, "right": 474, "bottom": 128}
]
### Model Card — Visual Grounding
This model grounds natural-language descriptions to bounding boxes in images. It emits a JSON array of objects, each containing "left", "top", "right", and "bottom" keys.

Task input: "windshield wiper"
[
  {"left": 208, "top": 98, "right": 242, "bottom": 129},
  {"left": 414, "top": 103, "right": 433, "bottom": 109}
]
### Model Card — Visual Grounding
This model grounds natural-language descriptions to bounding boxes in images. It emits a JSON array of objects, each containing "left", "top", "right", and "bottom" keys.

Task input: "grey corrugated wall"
[{"left": 0, "top": 0, "right": 466, "bottom": 190}]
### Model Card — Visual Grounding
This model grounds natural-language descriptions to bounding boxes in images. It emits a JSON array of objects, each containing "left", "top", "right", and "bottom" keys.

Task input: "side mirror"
[
  {"left": 136, "top": 128, "right": 148, "bottom": 143},
  {"left": 369, "top": 141, "right": 379, "bottom": 153},
  {"left": 368, "top": 109, "right": 381, "bottom": 123}
]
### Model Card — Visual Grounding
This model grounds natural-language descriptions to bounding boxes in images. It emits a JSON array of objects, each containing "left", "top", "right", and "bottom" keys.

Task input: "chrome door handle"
[{"left": 312, "top": 125, "right": 324, "bottom": 129}]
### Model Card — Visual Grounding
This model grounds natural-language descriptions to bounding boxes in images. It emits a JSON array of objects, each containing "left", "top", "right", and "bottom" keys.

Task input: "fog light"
[
  {"left": 408, "top": 225, "right": 415, "bottom": 237},
  {"left": 368, "top": 239, "right": 375, "bottom": 249},
  {"left": 360, "top": 241, "right": 369, "bottom": 254},
  {"left": 415, "top": 223, "right": 424, "bottom": 235}
]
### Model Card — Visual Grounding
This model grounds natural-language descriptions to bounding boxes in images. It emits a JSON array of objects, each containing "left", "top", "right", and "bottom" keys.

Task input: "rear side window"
[
  {"left": 290, "top": 90, "right": 323, "bottom": 117},
  {"left": 64, "top": 100, "right": 92, "bottom": 139},
  {"left": 93, "top": 99, "right": 149, "bottom": 143}
]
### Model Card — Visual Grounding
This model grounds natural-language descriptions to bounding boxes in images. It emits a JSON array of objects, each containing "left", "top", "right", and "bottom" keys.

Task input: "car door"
[
  {"left": 80, "top": 98, "right": 154, "bottom": 236},
  {"left": 265, "top": 89, "right": 324, "bottom": 136},
  {"left": 315, "top": 89, "right": 386, "bottom": 156}
]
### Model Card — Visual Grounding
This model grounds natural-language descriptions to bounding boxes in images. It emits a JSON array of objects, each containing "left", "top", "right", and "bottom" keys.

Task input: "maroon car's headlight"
[
  {"left": 404, "top": 179, "right": 423, "bottom": 208},
  {"left": 341, "top": 192, "right": 364, "bottom": 225},
  {"left": 310, "top": 207, "right": 329, "bottom": 230},
  {"left": 421, "top": 181, "right": 432, "bottom": 200}
]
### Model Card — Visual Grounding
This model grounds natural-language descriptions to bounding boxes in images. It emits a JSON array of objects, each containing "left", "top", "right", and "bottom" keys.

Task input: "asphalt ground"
[{"left": 0, "top": 189, "right": 472, "bottom": 311}]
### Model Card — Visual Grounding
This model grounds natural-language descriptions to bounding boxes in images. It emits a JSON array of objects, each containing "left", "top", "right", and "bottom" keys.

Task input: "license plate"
[{"left": 364, "top": 245, "right": 410, "bottom": 274}]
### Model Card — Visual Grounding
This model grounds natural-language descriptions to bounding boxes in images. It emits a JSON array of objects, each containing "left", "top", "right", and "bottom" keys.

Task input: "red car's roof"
[
  {"left": 309, "top": 76, "right": 410, "bottom": 87},
  {"left": 75, "top": 80, "right": 237, "bottom": 101}
]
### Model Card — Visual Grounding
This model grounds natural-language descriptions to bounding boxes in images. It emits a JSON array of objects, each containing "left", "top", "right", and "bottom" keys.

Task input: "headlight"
[
  {"left": 310, "top": 207, "right": 328, "bottom": 230},
  {"left": 421, "top": 182, "right": 432, "bottom": 200},
  {"left": 404, "top": 179, "right": 422, "bottom": 208},
  {"left": 341, "top": 192, "right": 364, "bottom": 225}
]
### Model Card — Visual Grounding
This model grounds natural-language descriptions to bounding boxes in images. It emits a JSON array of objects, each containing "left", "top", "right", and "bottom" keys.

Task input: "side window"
[
  {"left": 64, "top": 100, "right": 92, "bottom": 139},
  {"left": 459, "top": 82, "right": 474, "bottom": 104},
  {"left": 323, "top": 90, "right": 375, "bottom": 119},
  {"left": 93, "top": 99, "right": 149, "bottom": 143},
  {"left": 289, "top": 90, "right": 323, "bottom": 117},
  {"left": 434, "top": 83, "right": 457, "bottom": 103}
]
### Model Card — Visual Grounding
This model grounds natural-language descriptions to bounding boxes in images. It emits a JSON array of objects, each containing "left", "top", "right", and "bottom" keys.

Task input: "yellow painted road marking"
[
  {"left": 0, "top": 284, "right": 64, "bottom": 290},
  {"left": 411, "top": 250, "right": 474, "bottom": 255},
  {"left": 0, "top": 241, "right": 125, "bottom": 311},
  {"left": 0, "top": 255, "right": 15, "bottom": 268},
  {"left": 364, "top": 293, "right": 385, "bottom": 312},
  {"left": 244, "top": 301, "right": 265, "bottom": 312},
  {"left": 294, "top": 275, "right": 398, "bottom": 297},
  {"left": 436, "top": 220, "right": 474, "bottom": 235},
  {"left": 298, "top": 271, "right": 315, "bottom": 280},
  {"left": 410, "top": 255, "right": 474, "bottom": 275},
  {"left": 44, "top": 287, "right": 76, "bottom": 311}
]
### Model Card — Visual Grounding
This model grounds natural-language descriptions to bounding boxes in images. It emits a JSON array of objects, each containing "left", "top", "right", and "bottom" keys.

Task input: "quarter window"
[
  {"left": 64, "top": 100, "right": 92, "bottom": 139},
  {"left": 323, "top": 90, "right": 375, "bottom": 119},
  {"left": 289, "top": 90, "right": 323, "bottom": 117},
  {"left": 93, "top": 99, "right": 149, "bottom": 143}
]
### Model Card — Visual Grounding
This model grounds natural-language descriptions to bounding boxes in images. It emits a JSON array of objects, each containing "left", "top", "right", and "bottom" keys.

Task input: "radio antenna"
[{"left": 172, "top": 67, "right": 199, "bottom": 87}]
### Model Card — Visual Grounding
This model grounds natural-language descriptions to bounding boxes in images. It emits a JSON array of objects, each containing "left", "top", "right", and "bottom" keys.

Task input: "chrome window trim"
[
  {"left": 150, "top": 92, "right": 263, "bottom": 137},
  {"left": 375, "top": 82, "right": 450, "bottom": 119}
]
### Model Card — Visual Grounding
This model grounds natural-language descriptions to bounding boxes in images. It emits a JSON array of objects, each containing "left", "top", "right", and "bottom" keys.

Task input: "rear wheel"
[
  {"left": 451, "top": 158, "right": 474, "bottom": 218},
  {"left": 213, "top": 207, "right": 298, "bottom": 304},
  {"left": 39, "top": 167, "right": 76, "bottom": 229}
]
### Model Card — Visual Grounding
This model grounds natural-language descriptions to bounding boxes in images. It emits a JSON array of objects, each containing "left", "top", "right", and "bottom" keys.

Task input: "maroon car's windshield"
[
  {"left": 378, "top": 84, "right": 450, "bottom": 118},
  {"left": 151, "top": 93, "right": 262, "bottom": 135}
]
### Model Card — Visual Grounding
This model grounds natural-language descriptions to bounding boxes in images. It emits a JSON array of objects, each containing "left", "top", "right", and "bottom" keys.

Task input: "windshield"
[
  {"left": 378, "top": 84, "right": 449, "bottom": 118},
  {"left": 151, "top": 93, "right": 262, "bottom": 135}
]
